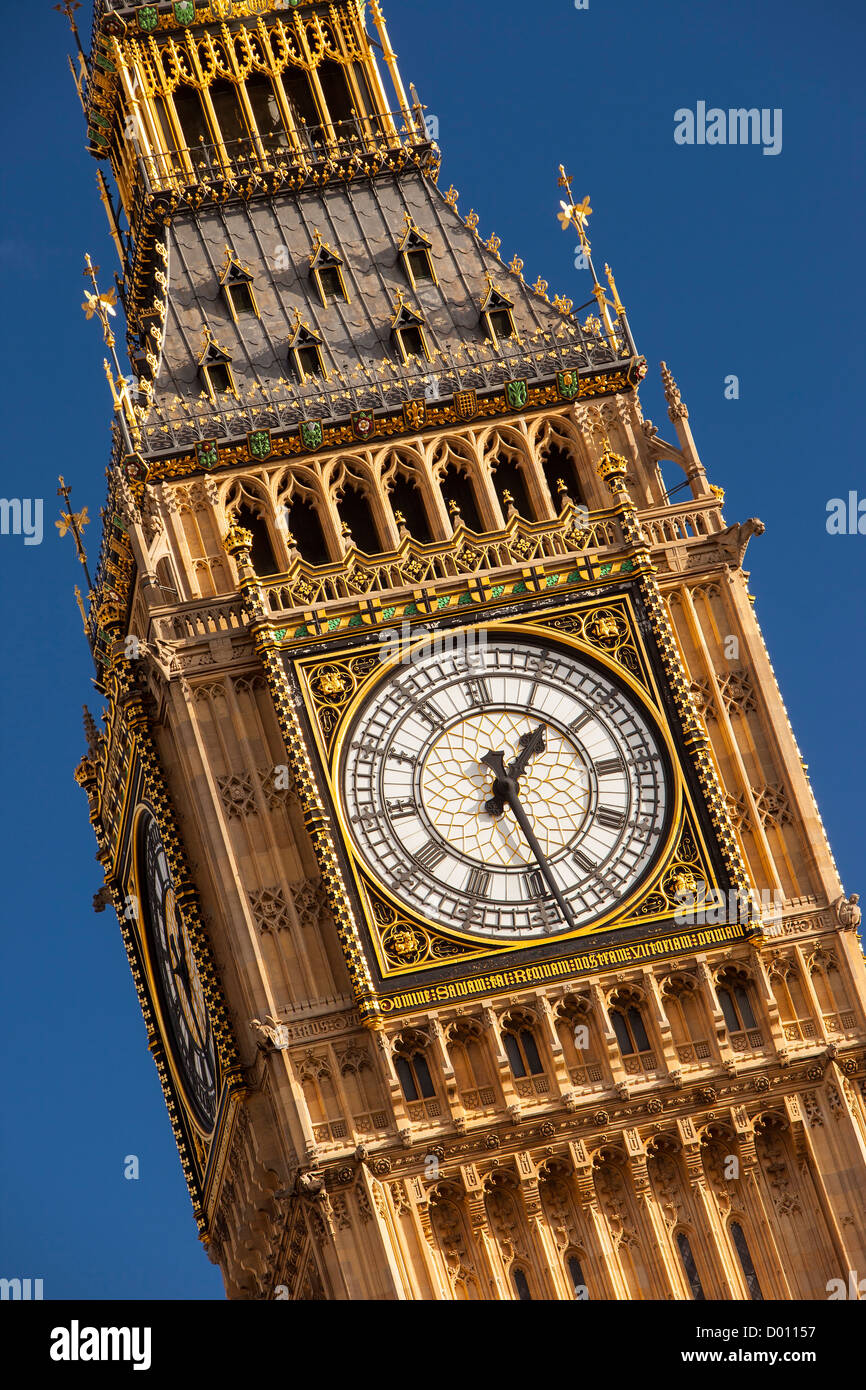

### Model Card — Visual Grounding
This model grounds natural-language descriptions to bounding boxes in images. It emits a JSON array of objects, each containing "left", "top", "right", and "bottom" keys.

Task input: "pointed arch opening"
[
  {"left": 284, "top": 496, "right": 331, "bottom": 567},
  {"left": 390, "top": 472, "right": 433, "bottom": 544},
  {"left": 338, "top": 483, "right": 382, "bottom": 556},
  {"left": 540, "top": 441, "right": 584, "bottom": 509},
  {"left": 233, "top": 501, "right": 280, "bottom": 577},
  {"left": 439, "top": 465, "right": 482, "bottom": 533},
  {"left": 491, "top": 453, "right": 534, "bottom": 521}
]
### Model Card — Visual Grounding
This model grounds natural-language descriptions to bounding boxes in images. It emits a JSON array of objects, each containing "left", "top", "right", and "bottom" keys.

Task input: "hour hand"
[{"left": 481, "top": 750, "right": 509, "bottom": 816}]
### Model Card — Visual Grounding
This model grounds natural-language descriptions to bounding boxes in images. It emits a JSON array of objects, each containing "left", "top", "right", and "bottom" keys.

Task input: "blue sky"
[{"left": 0, "top": 0, "right": 863, "bottom": 1299}]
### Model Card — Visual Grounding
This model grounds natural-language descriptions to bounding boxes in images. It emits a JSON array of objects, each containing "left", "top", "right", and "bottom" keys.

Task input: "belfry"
[{"left": 69, "top": 0, "right": 866, "bottom": 1299}]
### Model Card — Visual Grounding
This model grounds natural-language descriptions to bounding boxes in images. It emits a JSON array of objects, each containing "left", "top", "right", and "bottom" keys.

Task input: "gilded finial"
[
  {"left": 445, "top": 185, "right": 459, "bottom": 209},
  {"left": 56, "top": 476, "right": 94, "bottom": 592}
]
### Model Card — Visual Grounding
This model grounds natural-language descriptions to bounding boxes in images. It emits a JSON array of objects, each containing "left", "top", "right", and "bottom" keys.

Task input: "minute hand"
[{"left": 481, "top": 752, "right": 577, "bottom": 933}]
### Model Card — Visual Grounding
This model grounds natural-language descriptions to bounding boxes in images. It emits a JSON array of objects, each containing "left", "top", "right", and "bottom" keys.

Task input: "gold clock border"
[{"left": 289, "top": 595, "right": 731, "bottom": 984}]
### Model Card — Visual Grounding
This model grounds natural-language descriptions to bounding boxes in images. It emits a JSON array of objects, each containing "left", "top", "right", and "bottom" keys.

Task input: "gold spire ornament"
[
  {"left": 57, "top": 476, "right": 94, "bottom": 596},
  {"left": 81, "top": 255, "right": 141, "bottom": 452}
]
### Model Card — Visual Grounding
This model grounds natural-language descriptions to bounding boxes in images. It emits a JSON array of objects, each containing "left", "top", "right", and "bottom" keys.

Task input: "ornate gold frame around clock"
[{"left": 290, "top": 592, "right": 730, "bottom": 986}]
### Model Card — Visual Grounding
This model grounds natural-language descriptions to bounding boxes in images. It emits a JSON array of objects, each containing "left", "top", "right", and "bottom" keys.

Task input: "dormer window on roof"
[
  {"left": 288, "top": 312, "right": 326, "bottom": 382},
  {"left": 480, "top": 276, "right": 516, "bottom": 350},
  {"left": 390, "top": 290, "right": 431, "bottom": 363},
  {"left": 219, "top": 245, "right": 259, "bottom": 323},
  {"left": 309, "top": 230, "right": 349, "bottom": 306},
  {"left": 398, "top": 215, "right": 436, "bottom": 289},
  {"left": 197, "top": 325, "right": 235, "bottom": 402}
]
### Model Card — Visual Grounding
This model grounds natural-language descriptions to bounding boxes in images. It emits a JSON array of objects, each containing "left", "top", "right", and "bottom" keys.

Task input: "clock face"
[
  {"left": 137, "top": 811, "right": 218, "bottom": 1132},
  {"left": 339, "top": 632, "right": 671, "bottom": 941}
]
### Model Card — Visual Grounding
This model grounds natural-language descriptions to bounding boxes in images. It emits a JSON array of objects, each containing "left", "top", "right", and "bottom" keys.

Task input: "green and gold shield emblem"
[
  {"left": 300, "top": 421, "right": 323, "bottom": 450},
  {"left": 505, "top": 379, "right": 527, "bottom": 411},
  {"left": 137, "top": 6, "right": 158, "bottom": 32},
  {"left": 173, "top": 1, "right": 195, "bottom": 26},
  {"left": 248, "top": 429, "right": 272, "bottom": 461},
  {"left": 557, "top": 369, "right": 581, "bottom": 401},
  {"left": 196, "top": 439, "right": 219, "bottom": 470}
]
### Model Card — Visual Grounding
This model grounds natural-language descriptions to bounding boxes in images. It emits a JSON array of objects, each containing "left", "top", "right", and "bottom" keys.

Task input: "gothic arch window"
[
  {"left": 769, "top": 961, "right": 816, "bottom": 1043},
  {"left": 172, "top": 86, "right": 213, "bottom": 161},
  {"left": 511, "top": 1267, "right": 533, "bottom": 1301},
  {"left": 608, "top": 989, "right": 654, "bottom": 1072},
  {"left": 390, "top": 292, "right": 431, "bottom": 363},
  {"left": 446, "top": 1021, "right": 497, "bottom": 1111},
  {"left": 809, "top": 951, "right": 855, "bottom": 1031},
  {"left": 540, "top": 440, "right": 584, "bottom": 510},
  {"left": 197, "top": 326, "right": 235, "bottom": 401},
  {"left": 716, "top": 967, "right": 760, "bottom": 1046},
  {"left": 675, "top": 1230, "right": 706, "bottom": 1300},
  {"left": 297, "top": 1054, "right": 345, "bottom": 1145},
  {"left": 438, "top": 464, "right": 483, "bottom": 533},
  {"left": 207, "top": 78, "right": 251, "bottom": 154},
  {"left": 398, "top": 217, "right": 437, "bottom": 289},
  {"left": 219, "top": 246, "right": 259, "bottom": 323},
  {"left": 231, "top": 501, "right": 280, "bottom": 577},
  {"left": 288, "top": 316, "right": 326, "bottom": 382},
  {"left": 729, "top": 1222, "right": 764, "bottom": 1300},
  {"left": 154, "top": 556, "right": 178, "bottom": 601},
  {"left": 282, "top": 495, "right": 331, "bottom": 567},
  {"left": 389, "top": 471, "right": 434, "bottom": 544},
  {"left": 315, "top": 59, "right": 356, "bottom": 128},
  {"left": 393, "top": 1031, "right": 438, "bottom": 1116},
  {"left": 281, "top": 66, "right": 321, "bottom": 131},
  {"left": 490, "top": 452, "right": 534, "bottom": 521},
  {"left": 338, "top": 483, "right": 382, "bottom": 556},
  {"left": 566, "top": 1253, "right": 590, "bottom": 1300},
  {"left": 244, "top": 73, "right": 289, "bottom": 151},
  {"left": 338, "top": 1047, "right": 387, "bottom": 1135},
  {"left": 661, "top": 975, "right": 711, "bottom": 1064},
  {"left": 309, "top": 230, "right": 349, "bottom": 306},
  {"left": 500, "top": 1010, "right": 545, "bottom": 1081},
  {"left": 555, "top": 995, "right": 604, "bottom": 1086},
  {"left": 480, "top": 278, "right": 516, "bottom": 350}
]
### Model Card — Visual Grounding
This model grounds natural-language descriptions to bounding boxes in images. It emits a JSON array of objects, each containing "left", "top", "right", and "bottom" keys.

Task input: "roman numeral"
[
  {"left": 465, "top": 677, "right": 491, "bottom": 706},
  {"left": 595, "top": 756, "right": 623, "bottom": 777},
  {"left": 388, "top": 747, "right": 415, "bottom": 764},
  {"left": 523, "top": 869, "right": 546, "bottom": 899},
  {"left": 465, "top": 866, "right": 491, "bottom": 897},
  {"left": 387, "top": 800, "right": 416, "bottom": 819},
  {"left": 596, "top": 807, "right": 626, "bottom": 830},
  {"left": 571, "top": 847, "right": 597, "bottom": 874},
  {"left": 569, "top": 711, "right": 594, "bottom": 736},
  {"left": 415, "top": 701, "right": 446, "bottom": 729},
  {"left": 415, "top": 839, "right": 447, "bottom": 871}
]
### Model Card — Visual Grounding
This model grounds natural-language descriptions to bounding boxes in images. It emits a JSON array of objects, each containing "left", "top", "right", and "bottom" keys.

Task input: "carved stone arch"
[
  {"left": 482, "top": 424, "right": 540, "bottom": 522},
  {"left": 660, "top": 972, "right": 698, "bottom": 999},
  {"left": 499, "top": 1005, "right": 538, "bottom": 1032},
  {"left": 713, "top": 962, "right": 755, "bottom": 987},
  {"left": 222, "top": 473, "right": 277, "bottom": 516},
  {"left": 554, "top": 990, "right": 593, "bottom": 1022},
  {"left": 445, "top": 1017, "right": 483, "bottom": 1045},
  {"left": 429, "top": 1183, "right": 479, "bottom": 1297},
  {"left": 380, "top": 444, "right": 441, "bottom": 543},
  {"left": 607, "top": 983, "right": 646, "bottom": 1009},
  {"left": 429, "top": 432, "right": 490, "bottom": 533},
  {"left": 330, "top": 453, "right": 390, "bottom": 554},
  {"left": 392, "top": 1027, "right": 430, "bottom": 1057}
]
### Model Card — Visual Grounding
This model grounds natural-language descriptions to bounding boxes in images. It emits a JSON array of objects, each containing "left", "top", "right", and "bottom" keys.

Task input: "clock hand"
[
  {"left": 481, "top": 746, "right": 578, "bottom": 933},
  {"left": 483, "top": 724, "right": 546, "bottom": 816}
]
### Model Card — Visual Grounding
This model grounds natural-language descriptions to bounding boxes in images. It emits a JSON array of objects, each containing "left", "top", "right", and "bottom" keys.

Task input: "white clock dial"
[{"left": 339, "top": 632, "right": 670, "bottom": 940}]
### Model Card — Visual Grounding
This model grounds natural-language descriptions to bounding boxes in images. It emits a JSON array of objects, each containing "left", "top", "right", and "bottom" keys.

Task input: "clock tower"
[{"left": 72, "top": 0, "right": 866, "bottom": 1300}]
